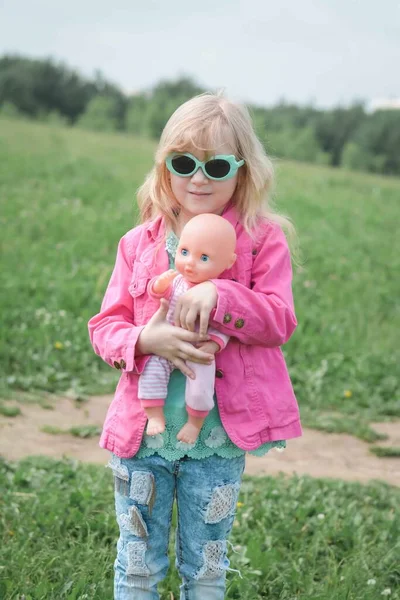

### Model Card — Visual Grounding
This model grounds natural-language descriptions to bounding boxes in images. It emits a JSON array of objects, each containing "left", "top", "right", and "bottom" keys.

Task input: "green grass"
[
  {"left": 0, "top": 118, "right": 399, "bottom": 441},
  {"left": 370, "top": 446, "right": 400, "bottom": 458},
  {"left": 0, "top": 455, "right": 398, "bottom": 599},
  {"left": 40, "top": 424, "right": 102, "bottom": 438}
]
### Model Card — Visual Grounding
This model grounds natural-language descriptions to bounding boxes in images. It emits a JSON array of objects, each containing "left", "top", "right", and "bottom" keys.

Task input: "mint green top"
[{"left": 135, "top": 231, "right": 286, "bottom": 461}]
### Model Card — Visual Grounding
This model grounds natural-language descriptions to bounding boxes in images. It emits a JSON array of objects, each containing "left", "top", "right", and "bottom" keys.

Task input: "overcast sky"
[{"left": 1, "top": 0, "right": 399, "bottom": 109}]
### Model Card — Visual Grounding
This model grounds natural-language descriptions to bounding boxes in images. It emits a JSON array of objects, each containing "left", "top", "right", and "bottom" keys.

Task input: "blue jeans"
[{"left": 107, "top": 452, "right": 246, "bottom": 599}]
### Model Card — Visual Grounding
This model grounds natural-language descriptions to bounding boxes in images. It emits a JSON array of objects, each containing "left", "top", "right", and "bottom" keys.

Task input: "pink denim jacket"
[{"left": 88, "top": 204, "right": 302, "bottom": 458}]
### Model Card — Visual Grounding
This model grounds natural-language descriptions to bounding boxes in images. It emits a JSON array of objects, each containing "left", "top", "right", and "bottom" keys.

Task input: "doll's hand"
[
  {"left": 195, "top": 340, "right": 220, "bottom": 356},
  {"left": 152, "top": 269, "right": 178, "bottom": 294},
  {"left": 137, "top": 299, "right": 214, "bottom": 379},
  {"left": 173, "top": 281, "right": 218, "bottom": 339}
]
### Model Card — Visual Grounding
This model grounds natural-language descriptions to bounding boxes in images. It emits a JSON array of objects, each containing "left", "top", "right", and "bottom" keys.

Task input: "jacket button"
[
  {"left": 234, "top": 318, "right": 245, "bottom": 329},
  {"left": 223, "top": 313, "right": 232, "bottom": 324},
  {"left": 120, "top": 359, "right": 126, "bottom": 369},
  {"left": 215, "top": 369, "right": 224, "bottom": 378},
  {"left": 113, "top": 360, "right": 121, "bottom": 369},
  {"left": 252, "top": 249, "right": 257, "bottom": 255}
]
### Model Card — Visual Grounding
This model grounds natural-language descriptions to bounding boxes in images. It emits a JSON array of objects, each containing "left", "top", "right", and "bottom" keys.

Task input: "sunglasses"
[{"left": 166, "top": 152, "right": 245, "bottom": 181}]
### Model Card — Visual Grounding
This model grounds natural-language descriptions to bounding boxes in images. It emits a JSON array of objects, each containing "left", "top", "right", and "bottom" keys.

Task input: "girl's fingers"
[
  {"left": 178, "top": 342, "right": 214, "bottom": 364},
  {"left": 184, "top": 307, "right": 198, "bottom": 332},
  {"left": 178, "top": 305, "right": 190, "bottom": 330},
  {"left": 177, "top": 328, "right": 209, "bottom": 344},
  {"left": 199, "top": 308, "right": 211, "bottom": 339}
]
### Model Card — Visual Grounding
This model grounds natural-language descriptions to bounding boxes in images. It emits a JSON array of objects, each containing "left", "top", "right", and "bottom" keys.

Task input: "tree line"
[{"left": 1, "top": 54, "right": 399, "bottom": 176}]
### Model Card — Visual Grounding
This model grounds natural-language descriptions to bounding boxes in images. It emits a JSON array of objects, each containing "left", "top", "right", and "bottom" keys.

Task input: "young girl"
[{"left": 88, "top": 92, "right": 302, "bottom": 600}]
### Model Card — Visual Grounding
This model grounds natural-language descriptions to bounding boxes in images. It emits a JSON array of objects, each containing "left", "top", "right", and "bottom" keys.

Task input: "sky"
[{"left": 1, "top": 0, "right": 399, "bottom": 109}]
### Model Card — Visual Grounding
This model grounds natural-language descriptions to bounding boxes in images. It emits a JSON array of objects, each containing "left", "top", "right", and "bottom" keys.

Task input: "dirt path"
[{"left": 1, "top": 394, "right": 399, "bottom": 487}]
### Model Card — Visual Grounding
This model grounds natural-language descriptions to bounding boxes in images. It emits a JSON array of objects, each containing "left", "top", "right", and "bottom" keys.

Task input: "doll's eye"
[
  {"left": 200, "top": 254, "right": 209, "bottom": 262},
  {"left": 181, "top": 248, "right": 189, "bottom": 256}
]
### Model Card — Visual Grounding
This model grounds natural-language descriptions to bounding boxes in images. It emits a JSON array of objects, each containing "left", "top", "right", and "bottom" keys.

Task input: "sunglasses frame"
[{"left": 166, "top": 152, "right": 245, "bottom": 181}]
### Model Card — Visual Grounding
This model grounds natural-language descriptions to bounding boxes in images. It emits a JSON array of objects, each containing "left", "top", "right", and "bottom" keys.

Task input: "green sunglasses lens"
[
  {"left": 171, "top": 155, "right": 196, "bottom": 175},
  {"left": 204, "top": 158, "right": 231, "bottom": 179}
]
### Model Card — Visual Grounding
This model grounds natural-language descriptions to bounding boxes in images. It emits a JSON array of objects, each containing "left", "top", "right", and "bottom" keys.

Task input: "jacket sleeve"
[
  {"left": 88, "top": 233, "right": 149, "bottom": 374},
  {"left": 209, "top": 223, "right": 297, "bottom": 347}
]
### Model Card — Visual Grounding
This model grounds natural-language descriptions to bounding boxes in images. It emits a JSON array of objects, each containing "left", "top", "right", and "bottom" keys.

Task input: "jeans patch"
[
  {"left": 119, "top": 505, "right": 148, "bottom": 538},
  {"left": 130, "top": 471, "right": 156, "bottom": 514},
  {"left": 107, "top": 455, "right": 129, "bottom": 479},
  {"left": 107, "top": 455, "right": 130, "bottom": 496},
  {"left": 126, "top": 541, "right": 150, "bottom": 576},
  {"left": 204, "top": 483, "right": 240, "bottom": 524},
  {"left": 195, "top": 540, "right": 226, "bottom": 579}
]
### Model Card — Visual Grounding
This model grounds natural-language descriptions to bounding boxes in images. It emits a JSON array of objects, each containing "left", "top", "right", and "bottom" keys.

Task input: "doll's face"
[{"left": 175, "top": 216, "right": 236, "bottom": 284}]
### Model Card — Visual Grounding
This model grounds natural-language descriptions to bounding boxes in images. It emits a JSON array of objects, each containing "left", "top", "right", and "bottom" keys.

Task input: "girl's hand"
[
  {"left": 137, "top": 299, "right": 214, "bottom": 379},
  {"left": 173, "top": 281, "right": 218, "bottom": 339}
]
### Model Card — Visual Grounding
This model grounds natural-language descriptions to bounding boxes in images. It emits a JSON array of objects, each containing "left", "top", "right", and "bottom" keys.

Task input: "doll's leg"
[
  {"left": 177, "top": 361, "right": 215, "bottom": 444},
  {"left": 108, "top": 453, "right": 176, "bottom": 599},
  {"left": 139, "top": 356, "right": 174, "bottom": 435},
  {"left": 142, "top": 404, "right": 165, "bottom": 436},
  {"left": 175, "top": 454, "right": 246, "bottom": 599}
]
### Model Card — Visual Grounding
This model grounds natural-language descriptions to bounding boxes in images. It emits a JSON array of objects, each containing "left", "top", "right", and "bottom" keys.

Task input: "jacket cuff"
[{"left": 111, "top": 326, "right": 149, "bottom": 374}]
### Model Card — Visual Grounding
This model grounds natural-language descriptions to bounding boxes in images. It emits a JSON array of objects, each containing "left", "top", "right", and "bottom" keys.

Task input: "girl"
[{"left": 88, "top": 92, "right": 302, "bottom": 600}]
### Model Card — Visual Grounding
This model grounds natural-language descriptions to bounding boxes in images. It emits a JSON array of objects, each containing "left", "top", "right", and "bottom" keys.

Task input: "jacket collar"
[{"left": 146, "top": 215, "right": 165, "bottom": 241}]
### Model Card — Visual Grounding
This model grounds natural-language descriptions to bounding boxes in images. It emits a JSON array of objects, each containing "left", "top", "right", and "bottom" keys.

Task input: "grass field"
[
  {"left": 0, "top": 118, "right": 399, "bottom": 600},
  {"left": 1, "top": 117, "right": 399, "bottom": 440},
  {"left": 0, "top": 455, "right": 399, "bottom": 599}
]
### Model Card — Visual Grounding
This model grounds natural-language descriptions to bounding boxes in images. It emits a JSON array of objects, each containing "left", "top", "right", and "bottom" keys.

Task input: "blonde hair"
[{"left": 137, "top": 92, "right": 298, "bottom": 257}]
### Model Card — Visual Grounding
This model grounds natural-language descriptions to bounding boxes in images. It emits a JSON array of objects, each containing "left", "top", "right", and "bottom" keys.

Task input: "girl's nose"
[{"left": 191, "top": 166, "right": 208, "bottom": 183}]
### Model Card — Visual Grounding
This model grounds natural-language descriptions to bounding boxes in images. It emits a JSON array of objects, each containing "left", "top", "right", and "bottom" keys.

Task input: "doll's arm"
[
  {"left": 206, "top": 326, "right": 229, "bottom": 353},
  {"left": 196, "top": 326, "right": 229, "bottom": 355},
  {"left": 147, "top": 269, "right": 178, "bottom": 299},
  {"left": 196, "top": 340, "right": 220, "bottom": 356}
]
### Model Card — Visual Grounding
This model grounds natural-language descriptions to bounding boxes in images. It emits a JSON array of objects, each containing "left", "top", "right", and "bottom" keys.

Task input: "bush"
[
  {"left": 341, "top": 142, "right": 371, "bottom": 171},
  {"left": 76, "top": 95, "right": 120, "bottom": 132},
  {"left": 125, "top": 94, "right": 148, "bottom": 136},
  {"left": 0, "top": 101, "right": 25, "bottom": 119}
]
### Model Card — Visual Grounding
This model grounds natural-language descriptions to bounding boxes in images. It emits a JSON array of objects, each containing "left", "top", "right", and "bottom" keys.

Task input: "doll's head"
[{"left": 175, "top": 214, "right": 237, "bottom": 284}]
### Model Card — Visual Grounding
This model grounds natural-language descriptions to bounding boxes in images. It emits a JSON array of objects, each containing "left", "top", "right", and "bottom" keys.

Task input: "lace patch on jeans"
[
  {"left": 204, "top": 483, "right": 240, "bottom": 524},
  {"left": 195, "top": 540, "right": 226, "bottom": 579},
  {"left": 107, "top": 455, "right": 130, "bottom": 496},
  {"left": 119, "top": 505, "right": 148, "bottom": 538},
  {"left": 126, "top": 541, "right": 150, "bottom": 576},
  {"left": 130, "top": 471, "right": 156, "bottom": 515}
]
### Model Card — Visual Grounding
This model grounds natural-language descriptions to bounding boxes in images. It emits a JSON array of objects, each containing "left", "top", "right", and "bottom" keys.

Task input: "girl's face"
[{"left": 169, "top": 143, "right": 238, "bottom": 221}]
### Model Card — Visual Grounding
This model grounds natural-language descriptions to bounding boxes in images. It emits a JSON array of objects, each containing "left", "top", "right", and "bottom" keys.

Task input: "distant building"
[{"left": 367, "top": 98, "right": 400, "bottom": 113}]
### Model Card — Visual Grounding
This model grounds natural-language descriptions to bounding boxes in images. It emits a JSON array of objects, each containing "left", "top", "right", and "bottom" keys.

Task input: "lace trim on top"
[
  {"left": 165, "top": 229, "right": 180, "bottom": 259},
  {"left": 135, "top": 230, "right": 286, "bottom": 461}
]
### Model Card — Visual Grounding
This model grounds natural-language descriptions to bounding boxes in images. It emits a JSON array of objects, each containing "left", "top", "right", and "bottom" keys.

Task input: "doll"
[{"left": 138, "top": 213, "right": 237, "bottom": 444}]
